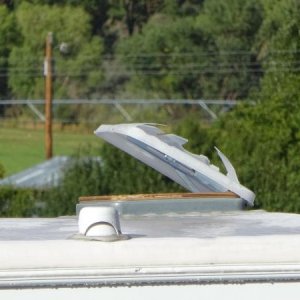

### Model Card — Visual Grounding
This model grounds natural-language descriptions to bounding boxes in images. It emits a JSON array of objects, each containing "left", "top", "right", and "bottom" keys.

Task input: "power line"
[
  {"left": 4, "top": 48, "right": 300, "bottom": 62},
  {"left": 109, "top": 49, "right": 300, "bottom": 57},
  {"left": 0, "top": 62, "right": 289, "bottom": 71},
  {"left": 3, "top": 56, "right": 300, "bottom": 78},
  {"left": 1, "top": 66, "right": 300, "bottom": 77},
  {"left": 4, "top": 58, "right": 300, "bottom": 71}
]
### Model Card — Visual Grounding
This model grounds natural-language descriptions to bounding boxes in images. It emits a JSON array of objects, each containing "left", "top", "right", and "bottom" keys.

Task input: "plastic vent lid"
[{"left": 94, "top": 123, "right": 255, "bottom": 206}]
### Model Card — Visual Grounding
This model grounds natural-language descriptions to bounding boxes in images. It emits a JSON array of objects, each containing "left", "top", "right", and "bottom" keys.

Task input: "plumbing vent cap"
[{"left": 78, "top": 207, "right": 121, "bottom": 238}]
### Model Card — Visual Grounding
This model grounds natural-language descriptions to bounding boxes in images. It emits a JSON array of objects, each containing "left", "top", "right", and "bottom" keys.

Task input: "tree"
[
  {"left": 206, "top": 72, "right": 300, "bottom": 213},
  {"left": 39, "top": 144, "right": 183, "bottom": 217},
  {"left": 196, "top": 0, "right": 263, "bottom": 99},
  {"left": 8, "top": 3, "right": 104, "bottom": 101},
  {"left": 116, "top": 14, "right": 208, "bottom": 99},
  {"left": 41, "top": 155, "right": 107, "bottom": 216},
  {"left": 255, "top": 0, "right": 300, "bottom": 96},
  {"left": 107, "top": 0, "right": 163, "bottom": 37},
  {"left": 116, "top": 0, "right": 263, "bottom": 100},
  {"left": 0, "top": 5, "right": 17, "bottom": 103},
  {"left": 0, "top": 187, "right": 36, "bottom": 217},
  {"left": 0, "top": 162, "right": 5, "bottom": 178}
]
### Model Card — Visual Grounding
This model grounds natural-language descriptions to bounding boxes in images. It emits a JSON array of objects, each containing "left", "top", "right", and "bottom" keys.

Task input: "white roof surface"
[{"left": 0, "top": 210, "right": 300, "bottom": 288}]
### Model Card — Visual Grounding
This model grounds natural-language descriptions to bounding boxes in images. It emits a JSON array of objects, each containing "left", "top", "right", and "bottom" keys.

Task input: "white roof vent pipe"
[{"left": 77, "top": 207, "right": 127, "bottom": 241}]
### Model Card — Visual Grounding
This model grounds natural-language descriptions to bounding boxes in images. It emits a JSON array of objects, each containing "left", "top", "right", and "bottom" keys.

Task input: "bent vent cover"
[{"left": 94, "top": 123, "right": 255, "bottom": 206}]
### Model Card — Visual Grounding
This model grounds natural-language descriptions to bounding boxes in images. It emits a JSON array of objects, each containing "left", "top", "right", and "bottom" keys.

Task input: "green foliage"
[
  {"left": 196, "top": 0, "right": 263, "bottom": 99},
  {"left": 108, "top": 0, "right": 152, "bottom": 36},
  {"left": 8, "top": 3, "right": 104, "bottom": 102},
  {"left": 117, "top": 15, "right": 207, "bottom": 98},
  {"left": 255, "top": 0, "right": 300, "bottom": 99},
  {"left": 208, "top": 74, "right": 300, "bottom": 213},
  {"left": 0, "top": 186, "right": 36, "bottom": 217},
  {"left": 2, "top": 0, "right": 300, "bottom": 216},
  {"left": 116, "top": 0, "right": 263, "bottom": 100},
  {"left": 38, "top": 142, "right": 183, "bottom": 217},
  {"left": 41, "top": 155, "right": 107, "bottom": 216},
  {"left": 257, "top": 0, "right": 300, "bottom": 51},
  {"left": 0, "top": 5, "right": 18, "bottom": 100},
  {"left": 0, "top": 163, "right": 5, "bottom": 178}
]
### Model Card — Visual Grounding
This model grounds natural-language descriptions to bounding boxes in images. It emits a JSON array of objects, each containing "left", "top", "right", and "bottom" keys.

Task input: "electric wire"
[{"left": 1, "top": 49, "right": 300, "bottom": 77}]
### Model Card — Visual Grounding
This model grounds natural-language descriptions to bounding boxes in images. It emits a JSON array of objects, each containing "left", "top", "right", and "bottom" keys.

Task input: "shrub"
[
  {"left": 40, "top": 143, "right": 184, "bottom": 217},
  {"left": 41, "top": 156, "right": 108, "bottom": 216},
  {"left": 0, "top": 186, "right": 36, "bottom": 217},
  {"left": 0, "top": 163, "right": 5, "bottom": 179}
]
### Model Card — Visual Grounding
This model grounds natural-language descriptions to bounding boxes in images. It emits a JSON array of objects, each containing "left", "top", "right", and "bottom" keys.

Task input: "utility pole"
[{"left": 44, "top": 32, "right": 53, "bottom": 160}]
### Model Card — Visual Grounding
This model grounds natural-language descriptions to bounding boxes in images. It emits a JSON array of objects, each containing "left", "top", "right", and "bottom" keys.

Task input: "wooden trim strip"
[{"left": 79, "top": 192, "right": 238, "bottom": 202}]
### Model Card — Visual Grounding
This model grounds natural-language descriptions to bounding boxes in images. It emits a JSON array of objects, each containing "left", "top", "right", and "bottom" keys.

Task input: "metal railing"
[{"left": 0, "top": 98, "right": 254, "bottom": 122}]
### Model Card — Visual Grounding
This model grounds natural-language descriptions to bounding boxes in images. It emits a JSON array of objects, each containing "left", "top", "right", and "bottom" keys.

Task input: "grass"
[{"left": 0, "top": 127, "right": 102, "bottom": 176}]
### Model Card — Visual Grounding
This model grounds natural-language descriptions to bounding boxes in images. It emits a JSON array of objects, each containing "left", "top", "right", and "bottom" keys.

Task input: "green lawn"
[{"left": 0, "top": 127, "right": 102, "bottom": 176}]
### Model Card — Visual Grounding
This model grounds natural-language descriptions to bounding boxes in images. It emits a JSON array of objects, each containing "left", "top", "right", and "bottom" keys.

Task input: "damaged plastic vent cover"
[{"left": 94, "top": 123, "right": 255, "bottom": 206}]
